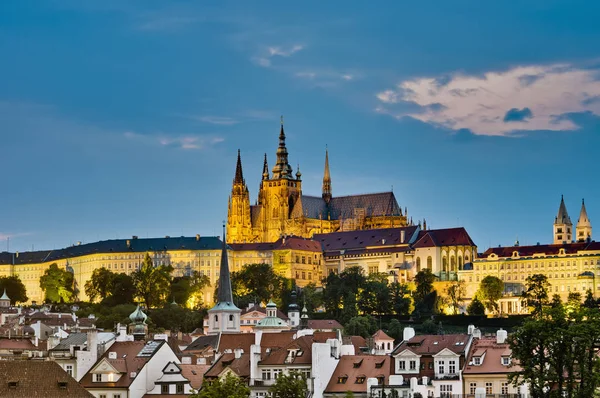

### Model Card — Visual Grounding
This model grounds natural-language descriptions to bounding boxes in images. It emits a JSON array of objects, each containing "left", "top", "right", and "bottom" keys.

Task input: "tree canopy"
[
  {"left": 39, "top": 263, "right": 74, "bottom": 303},
  {"left": 193, "top": 373, "right": 250, "bottom": 398},
  {"left": 268, "top": 371, "right": 308, "bottom": 398},
  {"left": 521, "top": 274, "right": 550, "bottom": 317},
  {"left": 0, "top": 275, "right": 28, "bottom": 304},
  {"left": 133, "top": 253, "right": 173, "bottom": 308},
  {"left": 445, "top": 280, "right": 466, "bottom": 315},
  {"left": 476, "top": 275, "right": 503, "bottom": 313},
  {"left": 84, "top": 267, "right": 115, "bottom": 302},
  {"left": 231, "top": 263, "right": 287, "bottom": 308},
  {"left": 171, "top": 272, "right": 211, "bottom": 309},
  {"left": 466, "top": 297, "right": 486, "bottom": 316}
]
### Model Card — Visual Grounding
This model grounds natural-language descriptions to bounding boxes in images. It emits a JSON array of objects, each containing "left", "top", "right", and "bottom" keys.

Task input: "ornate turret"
[
  {"left": 272, "top": 117, "right": 294, "bottom": 179},
  {"left": 296, "top": 164, "right": 302, "bottom": 180},
  {"left": 207, "top": 225, "right": 241, "bottom": 335},
  {"left": 262, "top": 153, "right": 270, "bottom": 180},
  {"left": 129, "top": 305, "right": 147, "bottom": 340},
  {"left": 300, "top": 302, "right": 309, "bottom": 330},
  {"left": 576, "top": 199, "right": 592, "bottom": 242},
  {"left": 287, "top": 290, "right": 300, "bottom": 328},
  {"left": 322, "top": 148, "right": 332, "bottom": 204},
  {"left": 0, "top": 289, "right": 10, "bottom": 308},
  {"left": 234, "top": 149, "right": 244, "bottom": 185},
  {"left": 227, "top": 150, "right": 252, "bottom": 243},
  {"left": 554, "top": 195, "right": 573, "bottom": 244}
]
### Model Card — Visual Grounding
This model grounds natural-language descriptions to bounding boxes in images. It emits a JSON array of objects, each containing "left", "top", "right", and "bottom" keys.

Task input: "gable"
[
  {"left": 92, "top": 358, "right": 120, "bottom": 374},
  {"left": 394, "top": 348, "right": 421, "bottom": 358},
  {"left": 162, "top": 361, "right": 182, "bottom": 374},
  {"left": 432, "top": 347, "right": 460, "bottom": 358}
]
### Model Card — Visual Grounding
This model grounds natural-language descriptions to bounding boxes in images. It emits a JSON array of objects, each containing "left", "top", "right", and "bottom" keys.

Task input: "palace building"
[
  {"left": 459, "top": 196, "right": 597, "bottom": 313},
  {"left": 226, "top": 120, "right": 409, "bottom": 243}
]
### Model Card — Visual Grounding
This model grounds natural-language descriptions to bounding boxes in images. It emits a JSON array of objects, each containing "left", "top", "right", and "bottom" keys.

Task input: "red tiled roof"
[
  {"left": 259, "top": 335, "right": 315, "bottom": 366},
  {"left": 392, "top": 334, "right": 471, "bottom": 356},
  {"left": 204, "top": 352, "right": 250, "bottom": 378},
  {"left": 275, "top": 236, "right": 322, "bottom": 252},
  {"left": 412, "top": 227, "right": 476, "bottom": 248},
  {"left": 325, "top": 355, "right": 392, "bottom": 394},
  {"left": 308, "top": 319, "right": 343, "bottom": 330},
  {"left": 218, "top": 333, "right": 256, "bottom": 353},
  {"left": 0, "top": 338, "right": 39, "bottom": 350},
  {"left": 314, "top": 227, "right": 418, "bottom": 256},
  {"left": 180, "top": 364, "right": 211, "bottom": 389},
  {"left": 373, "top": 329, "right": 393, "bottom": 341},
  {"left": 0, "top": 361, "right": 93, "bottom": 397},
  {"left": 463, "top": 337, "right": 522, "bottom": 374},
  {"left": 242, "top": 305, "right": 290, "bottom": 321},
  {"left": 480, "top": 241, "right": 590, "bottom": 258}
]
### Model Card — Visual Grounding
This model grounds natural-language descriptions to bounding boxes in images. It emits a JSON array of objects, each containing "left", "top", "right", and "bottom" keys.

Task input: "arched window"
[
  {"left": 214, "top": 315, "right": 218, "bottom": 323},
  {"left": 416, "top": 257, "right": 421, "bottom": 272},
  {"left": 229, "top": 314, "right": 234, "bottom": 322},
  {"left": 450, "top": 256, "right": 456, "bottom": 272},
  {"left": 442, "top": 257, "right": 447, "bottom": 272},
  {"left": 458, "top": 255, "right": 463, "bottom": 269},
  {"left": 427, "top": 256, "right": 432, "bottom": 270},
  {"left": 272, "top": 207, "right": 278, "bottom": 218}
]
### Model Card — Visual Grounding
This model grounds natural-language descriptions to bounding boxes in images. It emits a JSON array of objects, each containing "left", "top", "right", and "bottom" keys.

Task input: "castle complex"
[{"left": 226, "top": 121, "right": 408, "bottom": 243}]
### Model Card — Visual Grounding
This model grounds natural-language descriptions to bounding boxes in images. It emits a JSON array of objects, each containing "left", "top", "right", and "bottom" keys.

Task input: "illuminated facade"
[
  {"left": 226, "top": 121, "right": 409, "bottom": 244},
  {"left": 459, "top": 197, "right": 596, "bottom": 313}
]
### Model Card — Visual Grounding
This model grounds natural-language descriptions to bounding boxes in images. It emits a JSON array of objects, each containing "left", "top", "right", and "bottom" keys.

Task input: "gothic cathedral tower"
[
  {"left": 226, "top": 150, "right": 252, "bottom": 243},
  {"left": 256, "top": 119, "right": 303, "bottom": 242},
  {"left": 553, "top": 195, "right": 573, "bottom": 244}
]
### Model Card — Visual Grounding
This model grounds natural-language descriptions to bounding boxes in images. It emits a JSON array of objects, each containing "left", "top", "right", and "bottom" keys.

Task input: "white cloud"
[
  {"left": 376, "top": 64, "right": 600, "bottom": 136},
  {"left": 196, "top": 116, "right": 239, "bottom": 125},
  {"left": 124, "top": 131, "right": 223, "bottom": 150},
  {"left": 268, "top": 44, "right": 304, "bottom": 57},
  {"left": 254, "top": 44, "right": 305, "bottom": 68}
]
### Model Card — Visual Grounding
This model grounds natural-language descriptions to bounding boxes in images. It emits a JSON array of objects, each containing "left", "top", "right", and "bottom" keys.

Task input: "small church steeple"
[
  {"left": 576, "top": 198, "right": 592, "bottom": 242},
  {"left": 554, "top": 195, "right": 573, "bottom": 244},
  {"left": 207, "top": 225, "right": 241, "bottom": 334},
  {"left": 272, "top": 116, "right": 293, "bottom": 179},
  {"left": 322, "top": 147, "right": 332, "bottom": 204},
  {"left": 234, "top": 149, "right": 244, "bottom": 184}
]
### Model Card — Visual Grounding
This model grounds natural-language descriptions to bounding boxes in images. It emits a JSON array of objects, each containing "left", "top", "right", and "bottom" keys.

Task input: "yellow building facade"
[
  {"left": 458, "top": 197, "right": 597, "bottom": 313},
  {"left": 226, "top": 121, "right": 408, "bottom": 244}
]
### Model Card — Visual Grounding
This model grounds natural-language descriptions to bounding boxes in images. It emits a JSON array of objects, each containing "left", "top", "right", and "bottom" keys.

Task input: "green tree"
[
  {"left": 0, "top": 275, "right": 28, "bottom": 304},
  {"left": 298, "top": 283, "right": 323, "bottom": 314},
  {"left": 40, "top": 263, "right": 74, "bottom": 303},
  {"left": 386, "top": 318, "right": 403, "bottom": 341},
  {"left": 413, "top": 269, "right": 435, "bottom": 303},
  {"left": 344, "top": 316, "right": 377, "bottom": 338},
  {"left": 341, "top": 291, "right": 358, "bottom": 325},
  {"left": 193, "top": 373, "right": 250, "bottom": 398},
  {"left": 133, "top": 253, "right": 173, "bottom": 308},
  {"left": 476, "top": 275, "right": 503, "bottom": 314},
  {"left": 231, "top": 263, "right": 285, "bottom": 307},
  {"left": 322, "top": 266, "right": 367, "bottom": 318},
  {"left": 466, "top": 297, "right": 486, "bottom": 316},
  {"left": 85, "top": 268, "right": 115, "bottom": 302},
  {"left": 149, "top": 305, "right": 204, "bottom": 333},
  {"left": 583, "top": 290, "right": 597, "bottom": 309},
  {"left": 106, "top": 273, "right": 135, "bottom": 305},
  {"left": 344, "top": 392, "right": 355, "bottom": 398},
  {"left": 567, "top": 291, "right": 582, "bottom": 307},
  {"left": 390, "top": 282, "right": 412, "bottom": 315},
  {"left": 171, "top": 272, "right": 211, "bottom": 309},
  {"left": 358, "top": 274, "right": 391, "bottom": 315},
  {"left": 268, "top": 371, "right": 308, "bottom": 398},
  {"left": 521, "top": 274, "right": 550, "bottom": 317},
  {"left": 445, "top": 280, "right": 466, "bottom": 315}
]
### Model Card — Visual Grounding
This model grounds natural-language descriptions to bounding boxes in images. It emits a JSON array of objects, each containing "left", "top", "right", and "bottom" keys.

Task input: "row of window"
[{"left": 469, "top": 381, "right": 509, "bottom": 394}]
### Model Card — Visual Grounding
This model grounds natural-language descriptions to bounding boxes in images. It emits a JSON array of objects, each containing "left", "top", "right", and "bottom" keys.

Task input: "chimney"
[
  {"left": 234, "top": 348, "right": 243, "bottom": 359},
  {"left": 126, "top": 240, "right": 131, "bottom": 248},
  {"left": 87, "top": 329, "right": 98, "bottom": 358},
  {"left": 467, "top": 324, "right": 475, "bottom": 335},
  {"left": 403, "top": 327, "right": 415, "bottom": 341},
  {"left": 400, "top": 230, "right": 405, "bottom": 243},
  {"left": 496, "top": 328, "right": 508, "bottom": 344},
  {"left": 472, "top": 328, "right": 482, "bottom": 339},
  {"left": 196, "top": 234, "right": 201, "bottom": 241}
]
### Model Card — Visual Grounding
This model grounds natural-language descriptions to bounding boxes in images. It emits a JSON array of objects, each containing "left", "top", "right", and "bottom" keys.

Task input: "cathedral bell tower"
[
  {"left": 553, "top": 195, "right": 573, "bottom": 244},
  {"left": 226, "top": 150, "right": 252, "bottom": 243}
]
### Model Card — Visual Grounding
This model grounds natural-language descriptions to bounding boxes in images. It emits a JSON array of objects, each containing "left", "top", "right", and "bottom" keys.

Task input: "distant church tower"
[
  {"left": 226, "top": 150, "right": 252, "bottom": 243},
  {"left": 553, "top": 195, "right": 573, "bottom": 244},
  {"left": 322, "top": 148, "right": 332, "bottom": 205},
  {"left": 207, "top": 227, "right": 241, "bottom": 335},
  {"left": 576, "top": 199, "right": 592, "bottom": 242}
]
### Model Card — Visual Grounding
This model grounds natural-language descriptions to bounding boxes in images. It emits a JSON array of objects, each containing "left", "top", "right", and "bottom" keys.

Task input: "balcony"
[
  {"left": 250, "top": 379, "right": 276, "bottom": 387},
  {"left": 433, "top": 373, "right": 460, "bottom": 381}
]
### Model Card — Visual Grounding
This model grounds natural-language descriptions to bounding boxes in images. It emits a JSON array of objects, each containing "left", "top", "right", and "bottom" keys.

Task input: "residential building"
[
  {"left": 226, "top": 121, "right": 409, "bottom": 244},
  {"left": 372, "top": 329, "right": 394, "bottom": 355},
  {"left": 391, "top": 327, "right": 472, "bottom": 397},
  {"left": 463, "top": 330, "right": 529, "bottom": 397},
  {"left": 144, "top": 361, "right": 194, "bottom": 396}
]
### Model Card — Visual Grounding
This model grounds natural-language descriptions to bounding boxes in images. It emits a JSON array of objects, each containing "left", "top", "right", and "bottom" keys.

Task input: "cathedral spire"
[
  {"left": 272, "top": 117, "right": 293, "bottom": 179},
  {"left": 234, "top": 149, "right": 244, "bottom": 184},
  {"left": 554, "top": 195, "right": 573, "bottom": 244},
  {"left": 322, "top": 147, "right": 332, "bottom": 204},
  {"left": 555, "top": 194, "right": 572, "bottom": 224},
  {"left": 262, "top": 153, "right": 269, "bottom": 180}
]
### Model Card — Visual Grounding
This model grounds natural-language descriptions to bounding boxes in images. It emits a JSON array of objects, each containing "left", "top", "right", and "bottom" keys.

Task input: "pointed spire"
[
  {"left": 0, "top": 289, "right": 9, "bottom": 301},
  {"left": 555, "top": 194, "right": 572, "bottom": 225},
  {"left": 216, "top": 224, "right": 237, "bottom": 307},
  {"left": 262, "top": 153, "right": 269, "bottom": 180},
  {"left": 423, "top": 218, "right": 427, "bottom": 230},
  {"left": 322, "top": 147, "right": 332, "bottom": 204},
  {"left": 578, "top": 199, "right": 591, "bottom": 226},
  {"left": 234, "top": 149, "right": 244, "bottom": 184},
  {"left": 272, "top": 117, "right": 293, "bottom": 179},
  {"left": 296, "top": 163, "right": 302, "bottom": 180}
]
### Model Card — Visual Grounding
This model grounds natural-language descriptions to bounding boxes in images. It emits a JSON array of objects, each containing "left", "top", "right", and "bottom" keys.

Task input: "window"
[
  {"left": 409, "top": 360, "right": 416, "bottom": 370},
  {"left": 398, "top": 360, "right": 406, "bottom": 370},
  {"left": 470, "top": 382, "right": 477, "bottom": 394},
  {"left": 502, "top": 356, "right": 510, "bottom": 366},
  {"left": 486, "top": 382, "right": 493, "bottom": 394},
  {"left": 262, "top": 369, "right": 271, "bottom": 380},
  {"left": 438, "top": 360, "right": 445, "bottom": 374},
  {"left": 176, "top": 384, "right": 184, "bottom": 394},
  {"left": 65, "top": 365, "right": 73, "bottom": 376},
  {"left": 428, "top": 362, "right": 433, "bottom": 370},
  {"left": 161, "top": 384, "right": 169, "bottom": 394},
  {"left": 99, "top": 395, "right": 107, "bottom": 398},
  {"left": 448, "top": 360, "right": 456, "bottom": 374},
  {"left": 473, "top": 356, "right": 481, "bottom": 365},
  {"left": 95, "top": 374, "right": 102, "bottom": 382},
  {"left": 501, "top": 382, "right": 509, "bottom": 394},
  {"left": 416, "top": 257, "right": 421, "bottom": 272},
  {"left": 427, "top": 256, "right": 432, "bottom": 269},
  {"left": 337, "top": 375, "right": 348, "bottom": 384},
  {"left": 440, "top": 384, "right": 452, "bottom": 397},
  {"left": 355, "top": 376, "right": 366, "bottom": 384}
]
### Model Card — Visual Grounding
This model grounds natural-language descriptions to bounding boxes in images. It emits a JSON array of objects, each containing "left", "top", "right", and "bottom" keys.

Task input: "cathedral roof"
[
  {"left": 412, "top": 227, "right": 476, "bottom": 248},
  {"left": 296, "top": 191, "right": 402, "bottom": 220}
]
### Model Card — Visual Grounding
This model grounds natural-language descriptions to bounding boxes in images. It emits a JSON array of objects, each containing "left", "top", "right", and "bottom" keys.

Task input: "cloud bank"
[{"left": 376, "top": 64, "right": 600, "bottom": 136}]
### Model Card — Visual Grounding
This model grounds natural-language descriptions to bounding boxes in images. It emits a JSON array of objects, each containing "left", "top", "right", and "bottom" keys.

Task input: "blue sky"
[{"left": 1, "top": 1, "right": 599, "bottom": 252}]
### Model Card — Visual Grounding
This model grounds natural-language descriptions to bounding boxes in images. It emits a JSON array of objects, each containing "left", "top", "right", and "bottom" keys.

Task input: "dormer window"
[
  {"left": 337, "top": 375, "right": 348, "bottom": 384},
  {"left": 473, "top": 356, "right": 481, "bottom": 365},
  {"left": 355, "top": 376, "right": 366, "bottom": 384},
  {"left": 353, "top": 359, "right": 363, "bottom": 368},
  {"left": 375, "top": 360, "right": 385, "bottom": 369},
  {"left": 502, "top": 356, "right": 511, "bottom": 366}
]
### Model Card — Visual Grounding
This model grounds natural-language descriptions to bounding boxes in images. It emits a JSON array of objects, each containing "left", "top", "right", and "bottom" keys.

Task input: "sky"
[{"left": 1, "top": 1, "right": 599, "bottom": 253}]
